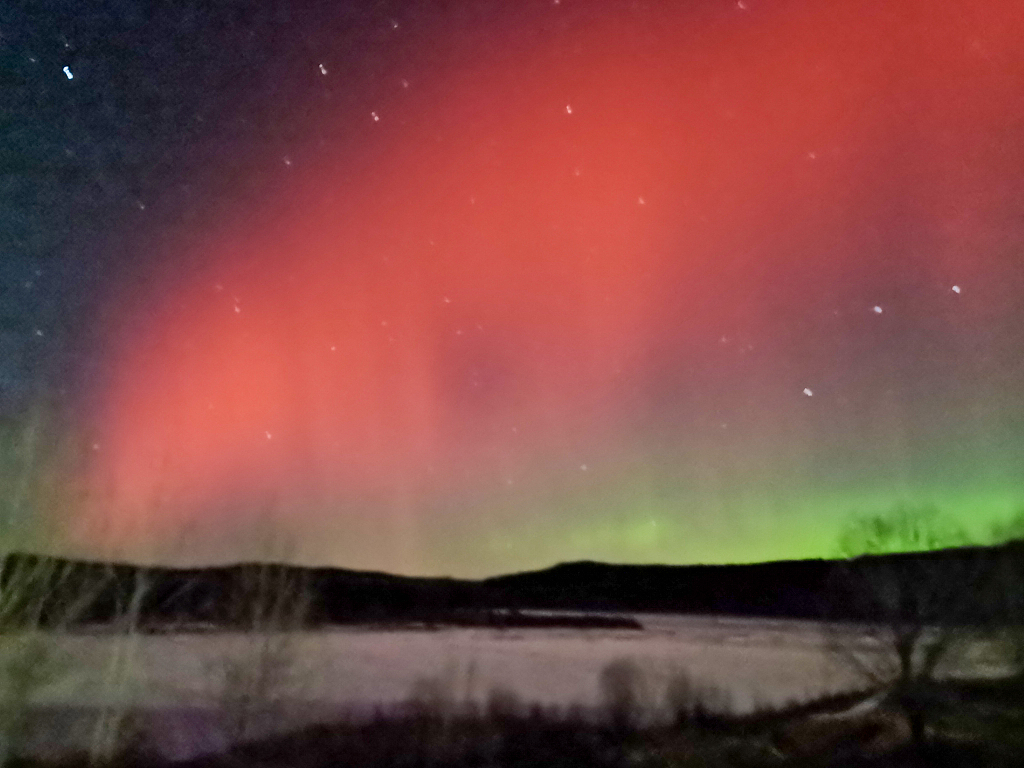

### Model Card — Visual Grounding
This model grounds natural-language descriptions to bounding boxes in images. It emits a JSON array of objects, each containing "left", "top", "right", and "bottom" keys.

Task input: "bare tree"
[
  {"left": 823, "top": 506, "right": 983, "bottom": 748},
  {"left": 88, "top": 567, "right": 152, "bottom": 765},
  {"left": 212, "top": 528, "right": 313, "bottom": 745},
  {"left": 0, "top": 406, "right": 110, "bottom": 764},
  {"left": 990, "top": 512, "right": 1024, "bottom": 674},
  {"left": 0, "top": 556, "right": 100, "bottom": 765}
]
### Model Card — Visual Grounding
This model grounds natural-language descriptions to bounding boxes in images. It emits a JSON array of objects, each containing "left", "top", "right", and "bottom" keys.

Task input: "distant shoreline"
[{"left": 104, "top": 610, "right": 644, "bottom": 634}]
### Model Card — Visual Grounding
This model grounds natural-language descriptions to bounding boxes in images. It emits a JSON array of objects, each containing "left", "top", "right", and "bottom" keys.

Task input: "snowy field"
[
  {"left": 12, "top": 614, "right": 1011, "bottom": 760},
  {"left": 40, "top": 615, "right": 856, "bottom": 712}
]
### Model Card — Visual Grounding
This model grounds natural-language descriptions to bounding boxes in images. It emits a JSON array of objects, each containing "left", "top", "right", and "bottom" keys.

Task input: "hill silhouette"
[{"left": 2, "top": 540, "right": 1020, "bottom": 629}]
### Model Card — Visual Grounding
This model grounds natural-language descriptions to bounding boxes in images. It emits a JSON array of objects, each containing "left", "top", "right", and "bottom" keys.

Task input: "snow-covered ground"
[
  {"left": 11, "top": 614, "right": 1012, "bottom": 760},
  {"left": 41, "top": 615, "right": 852, "bottom": 711}
]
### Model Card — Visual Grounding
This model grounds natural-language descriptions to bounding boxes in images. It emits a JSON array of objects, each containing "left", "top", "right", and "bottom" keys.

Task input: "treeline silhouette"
[{"left": 3, "top": 540, "right": 1021, "bottom": 630}]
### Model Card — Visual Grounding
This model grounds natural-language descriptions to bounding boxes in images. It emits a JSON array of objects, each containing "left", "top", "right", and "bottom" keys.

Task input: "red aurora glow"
[{"left": 87, "top": 0, "right": 1024, "bottom": 542}]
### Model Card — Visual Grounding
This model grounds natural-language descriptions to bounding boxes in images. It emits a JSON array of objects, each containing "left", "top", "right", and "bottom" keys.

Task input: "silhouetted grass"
[{"left": 4, "top": 674, "right": 1023, "bottom": 768}]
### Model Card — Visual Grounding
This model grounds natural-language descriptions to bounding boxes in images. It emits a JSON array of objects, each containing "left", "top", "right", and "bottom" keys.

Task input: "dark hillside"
[
  {"left": 2, "top": 539, "right": 1019, "bottom": 628},
  {"left": 480, "top": 559, "right": 832, "bottom": 618}
]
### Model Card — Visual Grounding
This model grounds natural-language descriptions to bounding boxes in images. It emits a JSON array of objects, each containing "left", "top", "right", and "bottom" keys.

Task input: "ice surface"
[{"left": 12, "top": 615, "right": 1011, "bottom": 760}]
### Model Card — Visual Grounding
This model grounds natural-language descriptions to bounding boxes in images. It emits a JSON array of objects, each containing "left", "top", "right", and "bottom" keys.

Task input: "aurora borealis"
[{"left": 63, "top": 0, "right": 1024, "bottom": 575}]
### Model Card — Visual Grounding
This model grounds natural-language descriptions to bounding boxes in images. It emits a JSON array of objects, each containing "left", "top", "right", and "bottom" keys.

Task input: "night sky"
[{"left": 3, "top": 0, "right": 1023, "bottom": 575}]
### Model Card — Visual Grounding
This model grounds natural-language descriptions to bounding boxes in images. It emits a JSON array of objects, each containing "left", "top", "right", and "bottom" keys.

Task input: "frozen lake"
[
  {"left": 45, "top": 615, "right": 855, "bottom": 712},
  {"left": 12, "top": 614, "right": 1010, "bottom": 760}
]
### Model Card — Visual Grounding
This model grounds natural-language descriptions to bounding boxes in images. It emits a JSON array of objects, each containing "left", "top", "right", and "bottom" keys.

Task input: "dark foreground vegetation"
[{"left": 7, "top": 674, "right": 1024, "bottom": 768}]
